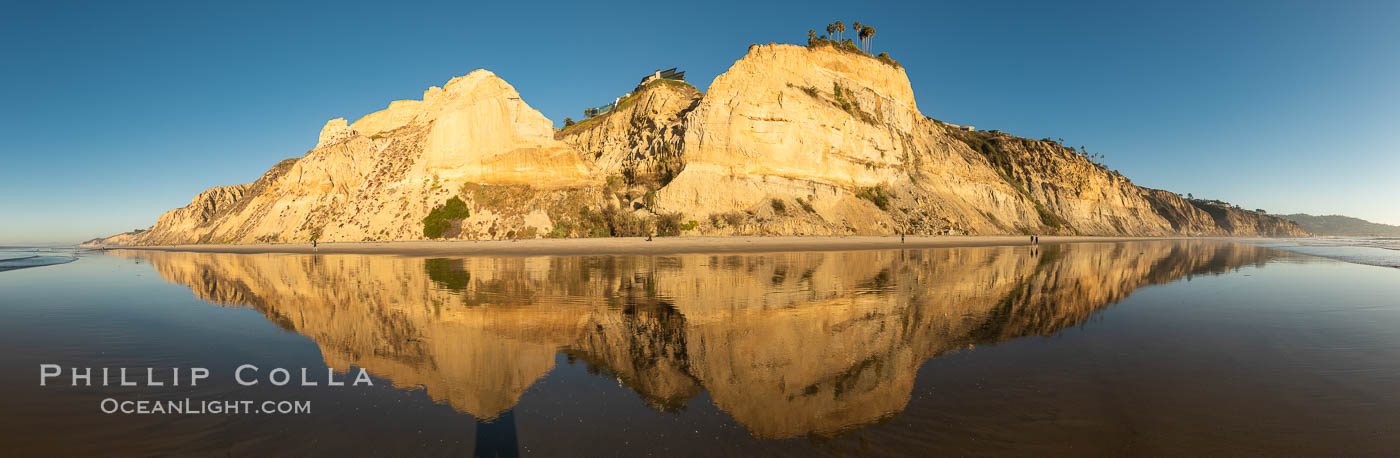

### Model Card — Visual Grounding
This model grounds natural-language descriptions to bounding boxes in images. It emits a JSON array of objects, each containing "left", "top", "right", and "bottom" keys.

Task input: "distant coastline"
[{"left": 1278, "top": 214, "right": 1400, "bottom": 237}]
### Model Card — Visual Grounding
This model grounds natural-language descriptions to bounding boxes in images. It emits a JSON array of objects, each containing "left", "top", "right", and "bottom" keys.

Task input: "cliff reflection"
[{"left": 117, "top": 241, "right": 1275, "bottom": 438}]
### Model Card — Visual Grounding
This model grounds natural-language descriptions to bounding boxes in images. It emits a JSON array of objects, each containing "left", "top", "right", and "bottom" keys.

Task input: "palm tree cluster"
[
  {"left": 818, "top": 20, "right": 877, "bottom": 53},
  {"left": 1074, "top": 145, "right": 1108, "bottom": 167},
  {"left": 857, "top": 24, "right": 876, "bottom": 52}
]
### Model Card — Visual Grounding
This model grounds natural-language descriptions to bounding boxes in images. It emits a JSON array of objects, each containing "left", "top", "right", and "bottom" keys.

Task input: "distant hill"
[{"left": 1279, "top": 214, "right": 1400, "bottom": 237}]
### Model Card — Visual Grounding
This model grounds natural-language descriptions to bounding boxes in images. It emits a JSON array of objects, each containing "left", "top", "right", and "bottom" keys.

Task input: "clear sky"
[{"left": 2, "top": 0, "right": 1397, "bottom": 245}]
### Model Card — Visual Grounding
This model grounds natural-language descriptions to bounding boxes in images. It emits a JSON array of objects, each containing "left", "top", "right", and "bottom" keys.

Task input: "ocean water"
[
  {"left": 1, "top": 240, "right": 1398, "bottom": 456},
  {"left": 1249, "top": 237, "right": 1400, "bottom": 268},
  {"left": 0, "top": 247, "right": 77, "bottom": 272}
]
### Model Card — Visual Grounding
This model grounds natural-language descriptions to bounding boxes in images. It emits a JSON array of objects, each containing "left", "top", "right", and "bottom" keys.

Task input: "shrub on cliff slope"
[
  {"left": 711, "top": 211, "right": 748, "bottom": 228},
  {"left": 795, "top": 198, "right": 816, "bottom": 213},
  {"left": 603, "top": 207, "right": 652, "bottom": 237},
  {"left": 856, "top": 186, "right": 891, "bottom": 210},
  {"left": 655, "top": 213, "right": 684, "bottom": 236},
  {"left": 1035, "top": 203, "right": 1064, "bottom": 230},
  {"left": 422, "top": 196, "right": 469, "bottom": 239},
  {"left": 573, "top": 207, "right": 613, "bottom": 238},
  {"left": 805, "top": 34, "right": 899, "bottom": 68}
]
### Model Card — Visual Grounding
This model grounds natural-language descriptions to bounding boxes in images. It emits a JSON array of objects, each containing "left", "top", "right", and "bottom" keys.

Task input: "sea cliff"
[{"left": 89, "top": 43, "right": 1304, "bottom": 246}]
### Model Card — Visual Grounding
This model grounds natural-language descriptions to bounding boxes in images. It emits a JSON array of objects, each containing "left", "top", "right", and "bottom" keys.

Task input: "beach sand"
[{"left": 99, "top": 235, "right": 1198, "bottom": 257}]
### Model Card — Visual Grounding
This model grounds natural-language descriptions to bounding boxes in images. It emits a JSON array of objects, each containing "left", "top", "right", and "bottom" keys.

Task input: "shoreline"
[{"left": 96, "top": 235, "right": 1212, "bottom": 257}]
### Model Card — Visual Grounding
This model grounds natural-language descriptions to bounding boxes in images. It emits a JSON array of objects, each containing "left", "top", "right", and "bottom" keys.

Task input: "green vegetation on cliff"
[
  {"left": 947, "top": 128, "right": 1069, "bottom": 233},
  {"left": 806, "top": 20, "right": 898, "bottom": 67},
  {"left": 422, "top": 197, "right": 469, "bottom": 239}
]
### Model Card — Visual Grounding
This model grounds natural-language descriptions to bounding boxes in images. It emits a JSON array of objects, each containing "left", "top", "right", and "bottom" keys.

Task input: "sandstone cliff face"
[
  {"left": 556, "top": 79, "right": 701, "bottom": 187},
  {"left": 117, "top": 240, "right": 1279, "bottom": 436},
  {"left": 89, "top": 44, "right": 1303, "bottom": 246},
  {"left": 965, "top": 136, "right": 1307, "bottom": 237},
  {"left": 963, "top": 132, "right": 1175, "bottom": 235},
  {"left": 648, "top": 44, "right": 1302, "bottom": 237},
  {"left": 99, "top": 71, "right": 600, "bottom": 245},
  {"left": 1140, "top": 187, "right": 1223, "bottom": 235},
  {"left": 656, "top": 44, "right": 1046, "bottom": 235},
  {"left": 1135, "top": 188, "right": 1306, "bottom": 237},
  {"left": 1190, "top": 200, "right": 1308, "bottom": 237}
]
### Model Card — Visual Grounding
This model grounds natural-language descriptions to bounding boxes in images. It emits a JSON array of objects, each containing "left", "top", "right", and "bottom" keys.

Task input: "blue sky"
[{"left": 2, "top": 0, "right": 1397, "bottom": 244}]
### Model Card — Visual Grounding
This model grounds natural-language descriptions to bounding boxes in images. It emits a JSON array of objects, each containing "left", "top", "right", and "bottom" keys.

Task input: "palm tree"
[
  {"left": 852, "top": 21, "right": 863, "bottom": 48},
  {"left": 808, "top": 29, "right": 815, "bottom": 44},
  {"left": 862, "top": 26, "right": 876, "bottom": 53},
  {"left": 857, "top": 27, "right": 870, "bottom": 52},
  {"left": 835, "top": 21, "right": 845, "bottom": 42},
  {"left": 826, "top": 23, "right": 835, "bottom": 41}
]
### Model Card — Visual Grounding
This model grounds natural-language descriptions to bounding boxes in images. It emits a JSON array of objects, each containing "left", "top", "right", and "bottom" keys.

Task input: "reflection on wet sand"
[{"left": 117, "top": 240, "right": 1274, "bottom": 438}]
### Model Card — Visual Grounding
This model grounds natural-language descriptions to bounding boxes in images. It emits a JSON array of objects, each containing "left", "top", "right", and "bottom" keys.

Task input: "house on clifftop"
[{"left": 582, "top": 68, "right": 688, "bottom": 119}]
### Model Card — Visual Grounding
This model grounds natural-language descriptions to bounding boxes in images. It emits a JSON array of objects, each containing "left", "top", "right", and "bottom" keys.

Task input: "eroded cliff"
[{"left": 89, "top": 43, "right": 1303, "bottom": 245}]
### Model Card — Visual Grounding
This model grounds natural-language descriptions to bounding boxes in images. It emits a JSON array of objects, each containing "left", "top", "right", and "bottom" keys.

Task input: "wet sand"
[{"left": 99, "top": 235, "right": 1196, "bottom": 257}]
